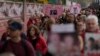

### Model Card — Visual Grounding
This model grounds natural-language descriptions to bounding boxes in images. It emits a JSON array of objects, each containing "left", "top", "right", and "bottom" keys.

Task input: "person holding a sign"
[{"left": 57, "top": 13, "right": 75, "bottom": 24}]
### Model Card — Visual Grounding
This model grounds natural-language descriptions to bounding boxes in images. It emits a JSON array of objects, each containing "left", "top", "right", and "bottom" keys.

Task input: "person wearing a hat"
[
  {"left": 0, "top": 21, "right": 36, "bottom": 56},
  {"left": 1, "top": 20, "right": 27, "bottom": 43}
]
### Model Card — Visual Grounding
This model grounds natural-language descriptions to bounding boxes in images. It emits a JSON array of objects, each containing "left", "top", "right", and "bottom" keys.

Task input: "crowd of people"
[{"left": 0, "top": 6, "right": 100, "bottom": 56}]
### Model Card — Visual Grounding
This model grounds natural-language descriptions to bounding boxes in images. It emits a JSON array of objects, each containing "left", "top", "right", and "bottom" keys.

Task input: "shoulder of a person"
[
  {"left": 2, "top": 32, "right": 8, "bottom": 36},
  {"left": 23, "top": 40, "right": 35, "bottom": 49},
  {"left": 39, "top": 35, "right": 46, "bottom": 42},
  {"left": 21, "top": 40, "right": 32, "bottom": 47},
  {"left": 24, "top": 40, "right": 31, "bottom": 44}
]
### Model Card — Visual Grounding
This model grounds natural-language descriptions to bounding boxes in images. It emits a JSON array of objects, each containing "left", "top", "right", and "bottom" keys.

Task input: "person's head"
[
  {"left": 66, "top": 13, "right": 75, "bottom": 23},
  {"left": 80, "top": 15, "right": 86, "bottom": 22},
  {"left": 27, "top": 25, "right": 40, "bottom": 38},
  {"left": 8, "top": 21, "right": 23, "bottom": 38},
  {"left": 36, "top": 18, "right": 41, "bottom": 26},
  {"left": 76, "top": 14, "right": 86, "bottom": 22},
  {"left": 62, "top": 12, "right": 66, "bottom": 17},
  {"left": 86, "top": 15, "right": 99, "bottom": 32},
  {"left": 76, "top": 21, "right": 85, "bottom": 32},
  {"left": 85, "top": 9, "right": 93, "bottom": 16},
  {"left": 80, "top": 9, "right": 86, "bottom": 15},
  {"left": 44, "top": 16, "right": 50, "bottom": 21},
  {"left": 45, "top": 18, "right": 54, "bottom": 31},
  {"left": 42, "top": 16, "right": 49, "bottom": 23}
]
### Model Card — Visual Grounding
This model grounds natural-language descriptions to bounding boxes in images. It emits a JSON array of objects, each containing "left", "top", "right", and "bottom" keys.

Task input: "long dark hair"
[{"left": 27, "top": 25, "right": 40, "bottom": 39}]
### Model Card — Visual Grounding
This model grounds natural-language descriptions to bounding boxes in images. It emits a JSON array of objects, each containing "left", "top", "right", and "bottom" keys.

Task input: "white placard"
[{"left": 51, "top": 24, "right": 75, "bottom": 33}]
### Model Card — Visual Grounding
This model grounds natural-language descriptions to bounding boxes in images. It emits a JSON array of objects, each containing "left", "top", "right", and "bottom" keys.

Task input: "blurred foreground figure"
[
  {"left": 48, "top": 33, "right": 80, "bottom": 56},
  {"left": 61, "top": 35, "right": 80, "bottom": 56},
  {"left": 0, "top": 52, "right": 15, "bottom": 56}
]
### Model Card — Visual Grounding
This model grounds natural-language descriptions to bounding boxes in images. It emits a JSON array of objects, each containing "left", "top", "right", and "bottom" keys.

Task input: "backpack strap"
[
  {"left": 0, "top": 40, "right": 9, "bottom": 53},
  {"left": 21, "top": 39, "right": 28, "bottom": 56}
]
